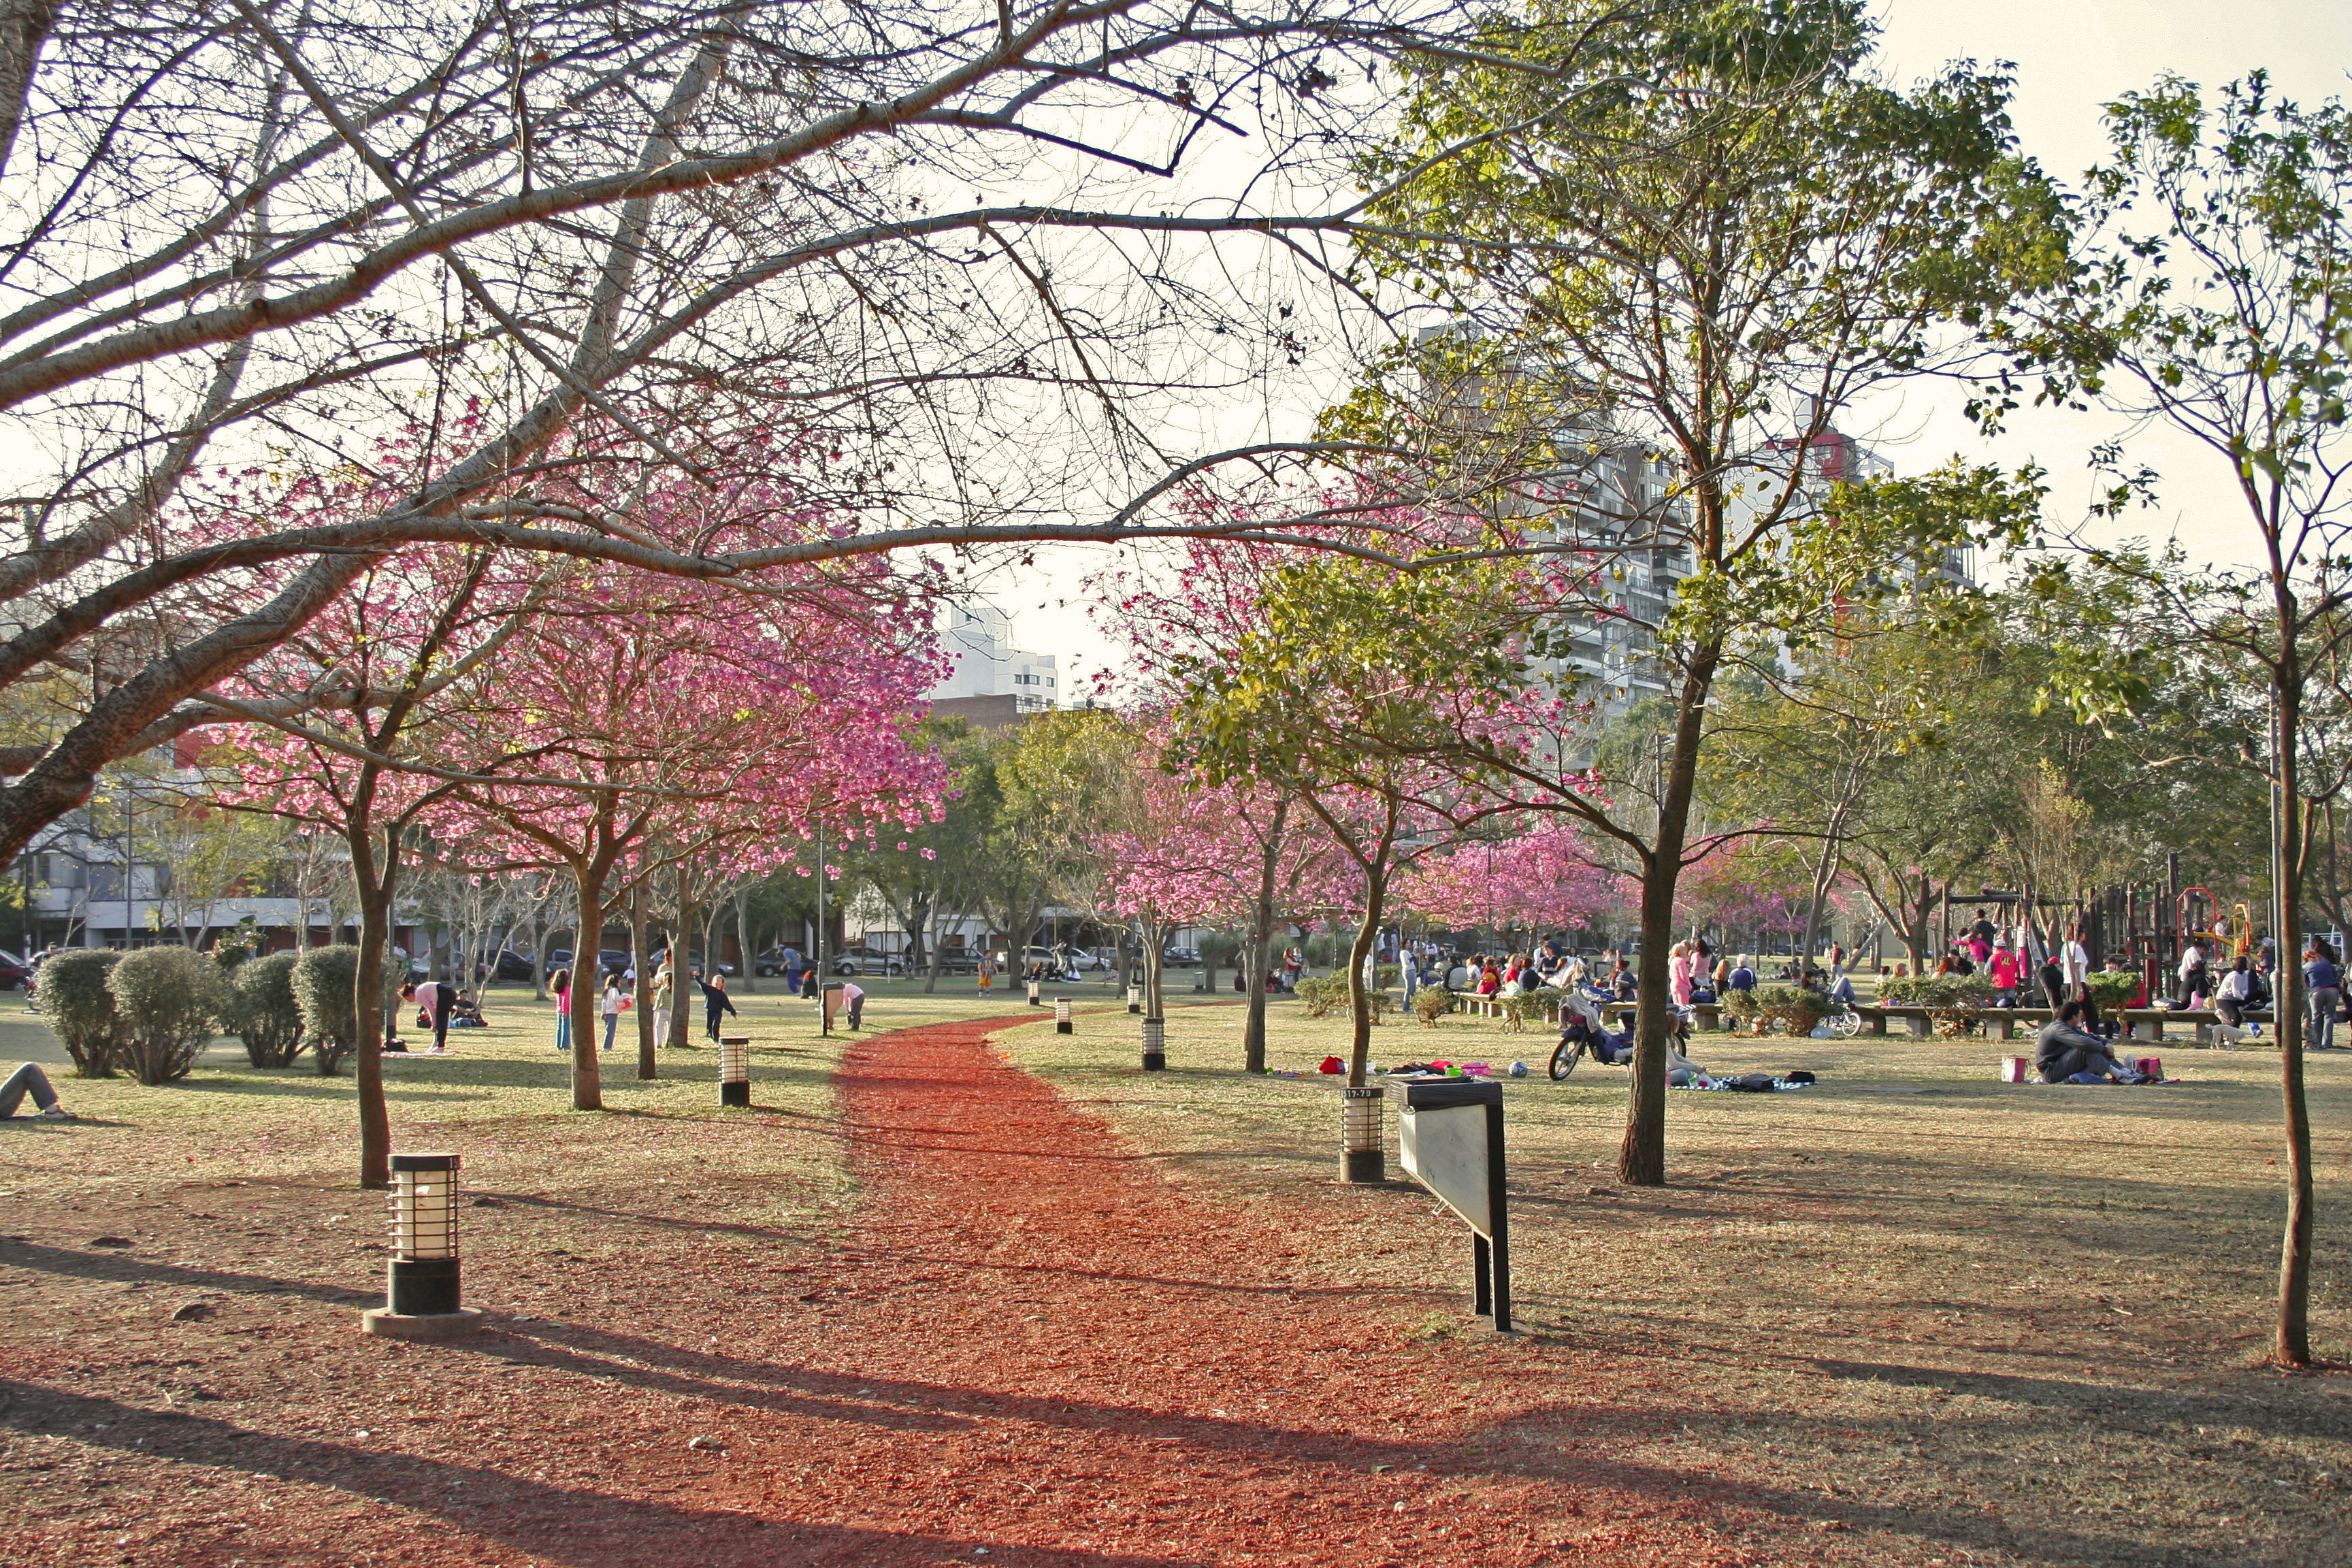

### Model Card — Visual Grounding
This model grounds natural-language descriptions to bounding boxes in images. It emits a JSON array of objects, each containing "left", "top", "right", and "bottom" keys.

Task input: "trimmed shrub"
[
  {"left": 230, "top": 951, "right": 306, "bottom": 1068},
  {"left": 1412, "top": 985, "right": 1454, "bottom": 1026},
  {"left": 1296, "top": 973, "right": 1394, "bottom": 1023},
  {"left": 1296, "top": 973, "right": 1348, "bottom": 1017},
  {"left": 1750, "top": 984, "right": 1834, "bottom": 1035},
  {"left": 1197, "top": 932, "right": 1241, "bottom": 975},
  {"left": 1722, "top": 987, "right": 1762, "bottom": 1029},
  {"left": 1499, "top": 987, "right": 1562, "bottom": 1033},
  {"left": 1878, "top": 973, "right": 1993, "bottom": 1036},
  {"left": 2085, "top": 970, "right": 2143, "bottom": 1008},
  {"left": 291, "top": 945, "right": 367, "bottom": 1076},
  {"left": 108, "top": 945, "right": 229, "bottom": 1085},
  {"left": 39, "top": 948, "right": 126, "bottom": 1077}
]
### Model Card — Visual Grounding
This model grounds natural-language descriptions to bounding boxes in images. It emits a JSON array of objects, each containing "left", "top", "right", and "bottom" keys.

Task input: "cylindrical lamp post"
[
  {"left": 1055, "top": 996, "right": 1073, "bottom": 1034},
  {"left": 1141, "top": 1014, "right": 1166, "bottom": 1071},
  {"left": 362, "top": 1152, "right": 483, "bottom": 1339},
  {"left": 1342, "top": 1085, "right": 1385, "bottom": 1183},
  {"left": 1126, "top": 984, "right": 1141, "bottom": 1014},
  {"left": 718, "top": 1035, "right": 750, "bottom": 1107},
  {"left": 1027, "top": 978, "right": 1042, "bottom": 1007}
]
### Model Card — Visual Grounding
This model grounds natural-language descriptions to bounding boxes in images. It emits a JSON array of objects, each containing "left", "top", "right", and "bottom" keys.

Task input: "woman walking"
[{"left": 550, "top": 967, "right": 572, "bottom": 1051}]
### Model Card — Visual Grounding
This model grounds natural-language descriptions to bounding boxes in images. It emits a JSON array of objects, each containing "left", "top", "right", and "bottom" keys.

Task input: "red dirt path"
[
  {"left": 5, "top": 1013, "right": 1770, "bottom": 1566},
  {"left": 764, "top": 1011, "right": 1754, "bottom": 1565}
]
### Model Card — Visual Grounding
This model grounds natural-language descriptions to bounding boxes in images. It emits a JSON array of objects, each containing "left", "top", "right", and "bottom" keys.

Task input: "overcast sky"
[{"left": 996, "top": 0, "right": 2352, "bottom": 693}]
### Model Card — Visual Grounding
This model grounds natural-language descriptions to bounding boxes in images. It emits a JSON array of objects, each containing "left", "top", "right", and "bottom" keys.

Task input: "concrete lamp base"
[{"left": 361, "top": 1307, "right": 485, "bottom": 1340}]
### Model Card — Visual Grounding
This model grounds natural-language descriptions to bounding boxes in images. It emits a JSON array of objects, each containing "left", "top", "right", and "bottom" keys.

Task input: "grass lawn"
[
  {"left": 993, "top": 994, "right": 2352, "bottom": 1564},
  {"left": 3, "top": 970, "right": 2347, "bottom": 1565}
]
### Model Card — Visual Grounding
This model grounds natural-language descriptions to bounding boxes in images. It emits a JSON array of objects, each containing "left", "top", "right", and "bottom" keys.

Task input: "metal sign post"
[{"left": 1390, "top": 1076, "right": 1510, "bottom": 1331}]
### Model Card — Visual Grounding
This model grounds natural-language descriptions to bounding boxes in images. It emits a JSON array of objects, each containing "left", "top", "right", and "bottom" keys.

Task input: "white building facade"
[{"left": 929, "top": 602, "right": 1060, "bottom": 713}]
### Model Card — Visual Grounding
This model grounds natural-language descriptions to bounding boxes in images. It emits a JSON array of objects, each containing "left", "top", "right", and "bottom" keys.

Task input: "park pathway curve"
[{"left": 760, "top": 1009, "right": 1751, "bottom": 1567}]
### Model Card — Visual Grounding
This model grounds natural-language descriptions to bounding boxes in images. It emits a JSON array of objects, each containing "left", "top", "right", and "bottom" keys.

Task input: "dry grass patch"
[{"left": 997, "top": 996, "right": 2352, "bottom": 1567}]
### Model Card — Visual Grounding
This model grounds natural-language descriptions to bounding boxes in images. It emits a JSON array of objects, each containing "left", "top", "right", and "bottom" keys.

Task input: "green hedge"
[
  {"left": 230, "top": 951, "right": 306, "bottom": 1068},
  {"left": 39, "top": 948, "right": 125, "bottom": 1077},
  {"left": 108, "top": 946, "right": 229, "bottom": 1084},
  {"left": 290, "top": 946, "right": 372, "bottom": 1076}
]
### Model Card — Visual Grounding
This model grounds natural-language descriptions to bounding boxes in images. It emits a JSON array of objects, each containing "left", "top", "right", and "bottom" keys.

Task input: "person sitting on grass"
[
  {"left": 451, "top": 990, "right": 486, "bottom": 1026},
  {"left": 0, "top": 1062, "right": 74, "bottom": 1120},
  {"left": 2035, "top": 1000, "right": 2140, "bottom": 1083}
]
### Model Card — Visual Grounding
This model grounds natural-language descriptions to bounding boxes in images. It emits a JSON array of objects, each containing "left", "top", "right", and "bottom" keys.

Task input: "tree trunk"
[
  {"left": 904, "top": 890, "right": 932, "bottom": 980},
  {"left": 1141, "top": 915, "right": 1165, "bottom": 1018},
  {"left": 1244, "top": 906, "right": 1277, "bottom": 1075},
  {"left": 1797, "top": 819, "right": 1843, "bottom": 979},
  {"left": 1621, "top": 647, "right": 1718, "bottom": 1187},
  {"left": 630, "top": 881, "right": 656, "bottom": 1081},
  {"left": 570, "top": 862, "right": 606, "bottom": 1110},
  {"left": 734, "top": 885, "right": 756, "bottom": 994},
  {"left": 0, "top": 0, "right": 56, "bottom": 182},
  {"left": 2272, "top": 684, "right": 2314, "bottom": 1367},
  {"left": 669, "top": 863, "right": 696, "bottom": 1049},
  {"left": 348, "top": 828, "right": 397, "bottom": 1191},
  {"left": 1344, "top": 877, "right": 1386, "bottom": 1086}
]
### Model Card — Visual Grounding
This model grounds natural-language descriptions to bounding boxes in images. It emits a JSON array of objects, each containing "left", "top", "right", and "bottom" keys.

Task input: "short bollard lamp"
[
  {"left": 1055, "top": 996, "right": 1073, "bottom": 1034},
  {"left": 1126, "top": 984, "right": 1141, "bottom": 1014},
  {"left": 718, "top": 1034, "right": 751, "bottom": 1106},
  {"left": 361, "top": 1152, "right": 483, "bottom": 1339},
  {"left": 1027, "top": 977, "right": 1042, "bottom": 1007},
  {"left": 1141, "top": 1013, "right": 1166, "bottom": 1071},
  {"left": 1342, "top": 1085, "right": 1385, "bottom": 1183}
]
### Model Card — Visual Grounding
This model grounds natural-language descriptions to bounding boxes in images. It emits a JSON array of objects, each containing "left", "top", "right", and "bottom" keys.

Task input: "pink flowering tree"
[
  {"left": 1399, "top": 819, "right": 1630, "bottom": 942},
  {"left": 1098, "top": 738, "right": 1354, "bottom": 1069},
  {"left": 220, "top": 454, "right": 945, "bottom": 1179},
  {"left": 219, "top": 537, "right": 555, "bottom": 1186},
  {"left": 433, "top": 563, "right": 945, "bottom": 1113}
]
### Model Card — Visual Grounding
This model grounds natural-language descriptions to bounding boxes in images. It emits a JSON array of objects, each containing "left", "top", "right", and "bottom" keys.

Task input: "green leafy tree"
[
  {"left": 1345, "top": 0, "right": 2066, "bottom": 1183},
  {"left": 2006, "top": 75, "right": 2352, "bottom": 1364}
]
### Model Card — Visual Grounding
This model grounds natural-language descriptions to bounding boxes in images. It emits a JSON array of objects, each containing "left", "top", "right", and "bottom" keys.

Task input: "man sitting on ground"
[{"left": 2035, "top": 1000, "right": 2140, "bottom": 1083}]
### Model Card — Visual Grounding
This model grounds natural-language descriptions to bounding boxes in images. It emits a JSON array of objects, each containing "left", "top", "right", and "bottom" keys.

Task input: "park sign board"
[{"left": 1389, "top": 1075, "right": 1511, "bottom": 1330}]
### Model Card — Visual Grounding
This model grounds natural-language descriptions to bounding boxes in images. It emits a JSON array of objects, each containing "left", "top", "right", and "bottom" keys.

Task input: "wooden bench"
[
  {"left": 1849, "top": 1004, "right": 2273, "bottom": 1044},
  {"left": 1438, "top": 992, "right": 1722, "bottom": 1033},
  {"left": 1600, "top": 1000, "right": 1722, "bottom": 1032}
]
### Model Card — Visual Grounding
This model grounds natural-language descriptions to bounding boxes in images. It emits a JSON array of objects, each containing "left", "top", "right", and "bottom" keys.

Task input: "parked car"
[
  {"left": 832, "top": 945, "right": 906, "bottom": 977},
  {"left": 683, "top": 951, "right": 738, "bottom": 977},
  {"left": 493, "top": 949, "right": 539, "bottom": 981},
  {"left": 1161, "top": 946, "right": 1202, "bottom": 968},
  {"left": 931, "top": 948, "right": 981, "bottom": 974},
  {"left": 0, "top": 953, "right": 27, "bottom": 991},
  {"left": 751, "top": 945, "right": 797, "bottom": 977}
]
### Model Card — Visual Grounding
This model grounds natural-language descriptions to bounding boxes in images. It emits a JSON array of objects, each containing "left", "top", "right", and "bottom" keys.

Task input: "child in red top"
[{"left": 1988, "top": 939, "right": 2023, "bottom": 1004}]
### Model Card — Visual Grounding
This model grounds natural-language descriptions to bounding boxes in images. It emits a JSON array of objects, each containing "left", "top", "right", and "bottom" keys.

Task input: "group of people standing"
[{"left": 546, "top": 957, "right": 738, "bottom": 1052}]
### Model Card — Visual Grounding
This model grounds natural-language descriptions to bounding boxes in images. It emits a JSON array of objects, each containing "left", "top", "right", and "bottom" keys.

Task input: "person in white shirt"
[
  {"left": 2178, "top": 939, "right": 2210, "bottom": 1004},
  {"left": 2215, "top": 956, "right": 2257, "bottom": 1026},
  {"left": 600, "top": 975, "right": 626, "bottom": 1052}
]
